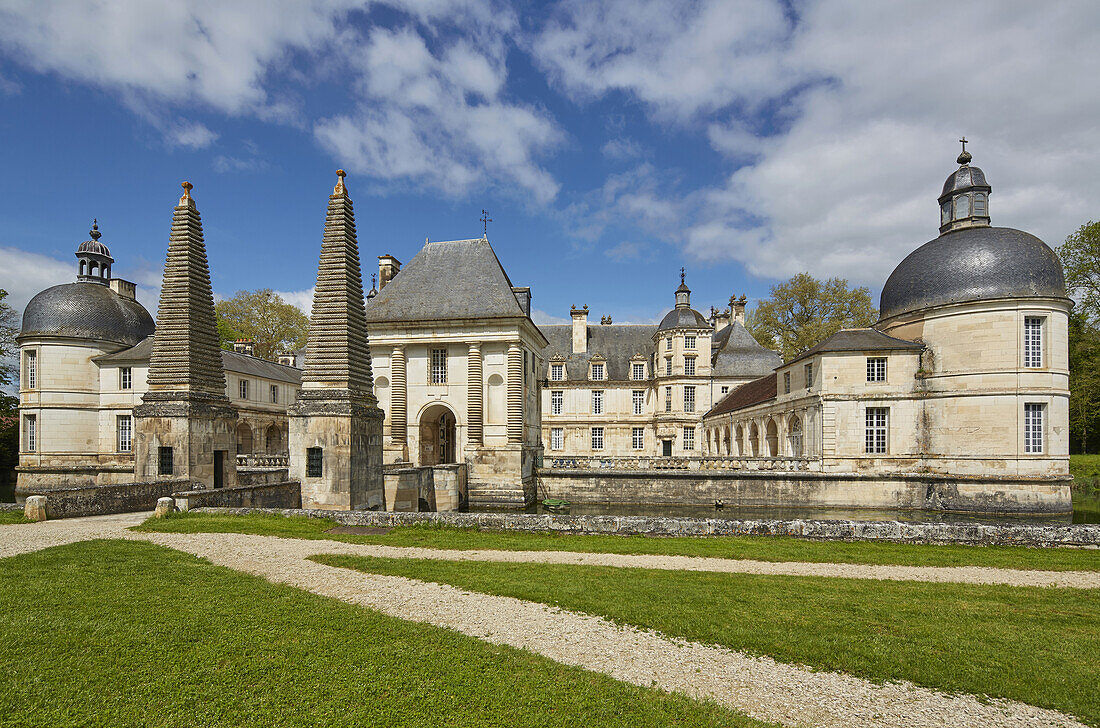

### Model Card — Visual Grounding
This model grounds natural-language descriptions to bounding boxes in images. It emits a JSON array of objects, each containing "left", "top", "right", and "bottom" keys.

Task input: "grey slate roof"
[
  {"left": 95, "top": 335, "right": 302, "bottom": 385},
  {"left": 541, "top": 325, "right": 656, "bottom": 381},
  {"left": 940, "top": 165, "right": 990, "bottom": 199},
  {"left": 711, "top": 322, "right": 782, "bottom": 377},
  {"left": 19, "top": 282, "right": 155, "bottom": 347},
  {"left": 364, "top": 238, "right": 528, "bottom": 324},
  {"left": 879, "top": 226, "right": 1066, "bottom": 320},
  {"left": 787, "top": 328, "right": 923, "bottom": 366},
  {"left": 657, "top": 307, "right": 709, "bottom": 331}
]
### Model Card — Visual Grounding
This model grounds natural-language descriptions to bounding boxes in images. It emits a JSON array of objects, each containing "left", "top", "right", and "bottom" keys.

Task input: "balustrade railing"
[
  {"left": 236, "top": 453, "right": 289, "bottom": 468},
  {"left": 543, "top": 455, "right": 818, "bottom": 472}
]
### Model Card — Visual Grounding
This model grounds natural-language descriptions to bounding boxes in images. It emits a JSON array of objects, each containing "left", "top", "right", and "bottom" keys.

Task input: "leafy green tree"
[
  {"left": 1068, "top": 312, "right": 1100, "bottom": 453},
  {"left": 214, "top": 289, "right": 309, "bottom": 361},
  {"left": 0, "top": 289, "right": 19, "bottom": 501},
  {"left": 1060, "top": 221, "right": 1100, "bottom": 326},
  {"left": 745, "top": 273, "right": 877, "bottom": 360}
]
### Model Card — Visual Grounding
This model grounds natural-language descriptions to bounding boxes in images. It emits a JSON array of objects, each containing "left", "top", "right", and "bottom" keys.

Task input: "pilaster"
[{"left": 467, "top": 342, "right": 483, "bottom": 445}]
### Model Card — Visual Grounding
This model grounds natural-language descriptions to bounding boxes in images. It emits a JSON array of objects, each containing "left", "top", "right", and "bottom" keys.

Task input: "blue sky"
[{"left": 1, "top": 0, "right": 1099, "bottom": 326}]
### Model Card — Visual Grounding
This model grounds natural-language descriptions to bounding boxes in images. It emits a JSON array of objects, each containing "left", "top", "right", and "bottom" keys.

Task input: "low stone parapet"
[
  {"left": 17, "top": 479, "right": 190, "bottom": 518},
  {"left": 173, "top": 481, "right": 301, "bottom": 511}
]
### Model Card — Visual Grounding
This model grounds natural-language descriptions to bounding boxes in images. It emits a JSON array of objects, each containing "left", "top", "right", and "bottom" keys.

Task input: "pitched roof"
[
  {"left": 541, "top": 324, "right": 656, "bottom": 382},
  {"left": 364, "top": 238, "right": 528, "bottom": 324},
  {"left": 94, "top": 335, "right": 302, "bottom": 385},
  {"left": 711, "top": 321, "right": 782, "bottom": 377},
  {"left": 787, "top": 328, "right": 923, "bottom": 365},
  {"left": 705, "top": 372, "right": 777, "bottom": 418}
]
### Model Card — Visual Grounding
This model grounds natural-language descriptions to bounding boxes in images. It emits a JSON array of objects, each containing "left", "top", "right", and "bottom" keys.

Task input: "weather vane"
[{"left": 480, "top": 209, "right": 493, "bottom": 236}]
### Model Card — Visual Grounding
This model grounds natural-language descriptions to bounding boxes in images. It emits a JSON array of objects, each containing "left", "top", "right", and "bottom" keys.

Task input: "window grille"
[
  {"left": 431, "top": 348, "right": 447, "bottom": 384},
  {"left": 239, "top": 379, "right": 249, "bottom": 399},
  {"left": 683, "top": 427, "right": 695, "bottom": 450},
  {"left": 665, "top": 357, "right": 672, "bottom": 376},
  {"left": 550, "top": 428, "right": 564, "bottom": 450},
  {"left": 158, "top": 446, "right": 174, "bottom": 476},
  {"left": 120, "top": 367, "right": 132, "bottom": 390},
  {"left": 117, "top": 415, "right": 132, "bottom": 453},
  {"left": 665, "top": 386, "right": 672, "bottom": 412},
  {"left": 24, "top": 415, "right": 36, "bottom": 451},
  {"left": 632, "top": 363, "right": 645, "bottom": 380},
  {"left": 307, "top": 447, "right": 323, "bottom": 477},
  {"left": 804, "top": 363, "right": 813, "bottom": 388},
  {"left": 591, "top": 427, "right": 604, "bottom": 450},
  {"left": 550, "top": 363, "right": 563, "bottom": 381},
  {"left": 684, "top": 385, "right": 695, "bottom": 413},
  {"left": 25, "top": 351, "right": 37, "bottom": 389},
  {"left": 270, "top": 385, "right": 279, "bottom": 403},
  {"left": 592, "top": 390, "right": 603, "bottom": 415},
  {"left": 1025, "top": 403, "right": 1044, "bottom": 453},
  {"left": 865, "top": 408, "right": 888, "bottom": 454},
  {"left": 783, "top": 371, "right": 791, "bottom": 394},
  {"left": 632, "top": 390, "right": 644, "bottom": 415},
  {"left": 551, "top": 390, "right": 563, "bottom": 415},
  {"left": 632, "top": 427, "right": 644, "bottom": 450},
  {"left": 867, "top": 357, "right": 887, "bottom": 382},
  {"left": 685, "top": 357, "right": 696, "bottom": 376},
  {"left": 1024, "top": 317, "right": 1043, "bottom": 368},
  {"left": 684, "top": 336, "right": 695, "bottom": 349},
  {"left": 591, "top": 363, "right": 605, "bottom": 381},
  {"left": 666, "top": 338, "right": 672, "bottom": 351}
]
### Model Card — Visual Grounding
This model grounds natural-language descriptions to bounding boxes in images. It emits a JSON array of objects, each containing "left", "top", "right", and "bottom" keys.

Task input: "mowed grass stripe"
[
  {"left": 314, "top": 553, "right": 1100, "bottom": 727},
  {"left": 138, "top": 512, "right": 1100, "bottom": 572},
  {"left": 0, "top": 540, "right": 769, "bottom": 728}
]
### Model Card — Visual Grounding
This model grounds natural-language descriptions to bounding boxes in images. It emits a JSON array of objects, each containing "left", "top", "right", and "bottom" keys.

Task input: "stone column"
[
  {"left": 467, "top": 342, "right": 483, "bottom": 446},
  {"left": 391, "top": 345, "right": 407, "bottom": 446},
  {"left": 506, "top": 343, "right": 523, "bottom": 443}
]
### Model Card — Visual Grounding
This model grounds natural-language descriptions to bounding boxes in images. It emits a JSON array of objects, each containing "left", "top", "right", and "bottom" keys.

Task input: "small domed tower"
[
  {"left": 938, "top": 139, "right": 991, "bottom": 233},
  {"left": 76, "top": 220, "right": 114, "bottom": 283}
]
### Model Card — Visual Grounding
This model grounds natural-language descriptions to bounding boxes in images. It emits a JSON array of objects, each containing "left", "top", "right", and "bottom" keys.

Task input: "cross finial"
[
  {"left": 959, "top": 137, "right": 967, "bottom": 153},
  {"left": 480, "top": 209, "right": 492, "bottom": 236},
  {"left": 957, "top": 137, "right": 972, "bottom": 165},
  {"left": 680, "top": 267, "right": 685, "bottom": 285}
]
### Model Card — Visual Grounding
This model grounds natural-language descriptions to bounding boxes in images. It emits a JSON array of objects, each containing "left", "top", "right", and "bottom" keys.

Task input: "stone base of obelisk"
[
  {"left": 132, "top": 391, "right": 239, "bottom": 489},
  {"left": 289, "top": 390, "right": 385, "bottom": 510}
]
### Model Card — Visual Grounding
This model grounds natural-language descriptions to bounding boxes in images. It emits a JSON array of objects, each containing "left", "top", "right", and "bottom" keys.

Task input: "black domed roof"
[
  {"left": 880, "top": 226, "right": 1066, "bottom": 320},
  {"left": 77, "top": 239, "right": 112, "bottom": 257},
  {"left": 941, "top": 165, "right": 989, "bottom": 200},
  {"left": 657, "top": 307, "right": 709, "bottom": 331},
  {"left": 19, "top": 282, "right": 155, "bottom": 346}
]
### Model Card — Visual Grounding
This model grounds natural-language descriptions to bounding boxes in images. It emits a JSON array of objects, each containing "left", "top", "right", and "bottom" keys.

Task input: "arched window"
[
  {"left": 749, "top": 423, "right": 759, "bottom": 457},
  {"left": 787, "top": 416, "right": 803, "bottom": 457},
  {"left": 765, "top": 419, "right": 779, "bottom": 457},
  {"left": 735, "top": 424, "right": 744, "bottom": 456}
]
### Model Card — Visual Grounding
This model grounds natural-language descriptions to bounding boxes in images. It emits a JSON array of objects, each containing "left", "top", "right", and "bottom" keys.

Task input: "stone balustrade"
[
  {"left": 236, "top": 453, "right": 289, "bottom": 468},
  {"left": 544, "top": 455, "right": 818, "bottom": 472}
]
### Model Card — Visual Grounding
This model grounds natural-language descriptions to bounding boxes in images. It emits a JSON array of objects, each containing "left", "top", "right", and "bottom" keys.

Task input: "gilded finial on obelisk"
[
  {"left": 180, "top": 181, "right": 194, "bottom": 206},
  {"left": 334, "top": 169, "right": 347, "bottom": 196}
]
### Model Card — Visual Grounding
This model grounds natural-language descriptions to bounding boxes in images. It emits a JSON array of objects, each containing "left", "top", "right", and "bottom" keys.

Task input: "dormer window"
[
  {"left": 550, "top": 363, "right": 564, "bottom": 381},
  {"left": 591, "top": 362, "right": 605, "bottom": 381}
]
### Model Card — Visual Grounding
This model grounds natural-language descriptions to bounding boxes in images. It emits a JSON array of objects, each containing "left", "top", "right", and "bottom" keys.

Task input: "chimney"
[
  {"left": 512, "top": 286, "right": 531, "bottom": 316},
  {"left": 600, "top": 315, "right": 613, "bottom": 325},
  {"left": 571, "top": 304, "right": 588, "bottom": 354},
  {"left": 378, "top": 254, "right": 401, "bottom": 289},
  {"left": 714, "top": 306, "right": 731, "bottom": 331},
  {"left": 233, "top": 339, "right": 255, "bottom": 357},
  {"left": 109, "top": 278, "right": 137, "bottom": 301},
  {"left": 277, "top": 353, "right": 298, "bottom": 367},
  {"left": 731, "top": 295, "right": 747, "bottom": 325}
]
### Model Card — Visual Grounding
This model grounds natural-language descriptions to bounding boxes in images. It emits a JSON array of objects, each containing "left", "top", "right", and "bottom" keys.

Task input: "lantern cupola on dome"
[
  {"left": 938, "top": 138, "right": 991, "bottom": 234},
  {"left": 76, "top": 219, "right": 114, "bottom": 284}
]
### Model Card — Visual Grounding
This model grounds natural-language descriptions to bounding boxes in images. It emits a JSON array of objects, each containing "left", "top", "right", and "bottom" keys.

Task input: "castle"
[{"left": 15, "top": 149, "right": 1073, "bottom": 513}]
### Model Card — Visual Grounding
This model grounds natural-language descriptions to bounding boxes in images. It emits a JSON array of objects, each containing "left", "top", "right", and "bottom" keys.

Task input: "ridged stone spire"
[
  {"left": 146, "top": 182, "right": 228, "bottom": 397},
  {"left": 300, "top": 170, "right": 376, "bottom": 403}
]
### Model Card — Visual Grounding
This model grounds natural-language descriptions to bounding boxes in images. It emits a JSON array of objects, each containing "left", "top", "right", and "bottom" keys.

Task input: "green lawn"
[
  {"left": 137, "top": 511, "right": 1100, "bottom": 572},
  {"left": 315, "top": 554, "right": 1100, "bottom": 727},
  {"left": 0, "top": 540, "right": 767, "bottom": 728},
  {"left": 0, "top": 509, "right": 28, "bottom": 525}
]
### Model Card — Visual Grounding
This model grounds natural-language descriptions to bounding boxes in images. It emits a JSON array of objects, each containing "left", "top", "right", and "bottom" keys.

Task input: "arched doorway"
[
  {"left": 787, "top": 416, "right": 803, "bottom": 457},
  {"left": 419, "top": 404, "right": 457, "bottom": 466},
  {"left": 265, "top": 424, "right": 281, "bottom": 454},
  {"left": 237, "top": 423, "right": 253, "bottom": 455},
  {"left": 765, "top": 419, "right": 779, "bottom": 457},
  {"left": 749, "top": 423, "right": 759, "bottom": 456}
]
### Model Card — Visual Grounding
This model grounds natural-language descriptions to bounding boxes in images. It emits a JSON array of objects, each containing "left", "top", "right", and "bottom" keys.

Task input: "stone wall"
[
  {"left": 19, "top": 479, "right": 189, "bottom": 518},
  {"left": 237, "top": 468, "right": 290, "bottom": 485},
  {"left": 383, "top": 464, "right": 468, "bottom": 512},
  {"left": 173, "top": 481, "right": 301, "bottom": 511},
  {"left": 192, "top": 506, "right": 1100, "bottom": 547},
  {"left": 537, "top": 468, "right": 1072, "bottom": 514}
]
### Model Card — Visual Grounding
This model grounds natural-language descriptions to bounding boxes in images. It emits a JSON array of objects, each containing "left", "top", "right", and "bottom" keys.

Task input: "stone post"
[
  {"left": 24, "top": 495, "right": 47, "bottom": 522},
  {"left": 506, "top": 343, "right": 523, "bottom": 443},
  {"left": 467, "top": 342, "right": 483, "bottom": 446}
]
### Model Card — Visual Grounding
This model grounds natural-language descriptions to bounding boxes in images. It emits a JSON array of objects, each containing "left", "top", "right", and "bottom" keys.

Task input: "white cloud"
[
  {"left": 0, "top": 247, "right": 72, "bottom": 315},
  {"left": 315, "top": 26, "right": 562, "bottom": 203},
  {"left": 531, "top": 308, "right": 570, "bottom": 325},
  {"left": 168, "top": 121, "right": 219, "bottom": 149},
  {"left": 601, "top": 138, "right": 643, "bottom": 161},
  {"left": 272, "top": 288, "right": 316, "bottom": 314},
  {"left": 604, "top": 241, "right": 643, "bottom": 261}
]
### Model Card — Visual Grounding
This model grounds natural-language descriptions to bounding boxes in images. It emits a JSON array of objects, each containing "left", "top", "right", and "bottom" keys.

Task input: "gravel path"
[{"left": 0, "top": 515, "right": 1092, "bottom": 727}]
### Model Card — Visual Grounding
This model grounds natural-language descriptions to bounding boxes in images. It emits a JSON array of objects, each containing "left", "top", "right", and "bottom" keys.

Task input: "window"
[
  {"left": 865, "top": 407, "right": 888, "bottom": 454},
  {"left": 665, "top": 357, "right": 672, "bottom": 376},
  {"left": 632, "top": 390, "right": 644, "bottom": 415},
  {"left": 1025, "top": 403, "right": 1044, "bottom": 453},
  {"left": 974, "top": 193, "right": 987, "bottom": 215},
  {"left": 592, "top": 390, "right": 603, "bottom": 415},
  {"left": 684, "top": 385, "right": 695, "bottom": 413},
  {"left": 665, "top": 386, "right": 672, "bottom": 412},
  {"left": 941, "top": 200, "right": 952, "bottom": 226},
  {"left": 684, "top": 335, "right": 696, "bottom": 350},
  {"left": 550, "top": 363, "right": 563, "bottom": 381},
  {"left": 954, "top": 193, "right": 970, "bottom": 219},
  {"left": 632, "top": 427, "right": 644, "bottom": 450},
  {"left": 867, "top": 357, "right": 887, "bottom": 382},
  {"left": 666, "top": 337, "right": 672, "bottom": 351},
  {"left": 550, "top": 427, "right": 564, "bottom": 450},
  {"left": 23, "top": 415, "right": 36, "bottom": 452},
  {"left": 804, "top": 363, "right": 813, "bottom": 389},
  {"left": 591, "top": 362, "right": 605, "bottom": 381},
  {"left": 685, "top": 357, "right": 696, "bottom": 376},
  {"left": 783, "top": 371, "right": 791, "bottom": 394},
  {"left": 720, "top": 385, "right": 729, "bottom": 394},
  {"left": 591, "top": 427, "right": 604, "bottom": 450},
  {"left": 158, "top": 446, "right": 174, "bottom": 475},
  {"left": 239, "top": 379, "right": 249, "bottom": 400},
  {"left": 431, "top": 348, "right": 447, "bottom": 384},
  {"left": 1024, "top": 317, "right": 1043, "bottom": 368},
  {"left": 24, "top": 350, "right": 36, "bottom": 389},
  {"left": 117, "top": 415, "right": 132, "bottom": 453},
  {"left": 551, "top": 390, "right": 563, "bottom": 415},
  {"left": 632, "top": 362, "right": 645, "bottom": 381},
  {"left": 270, "top": 384, "right": 279, "bottom": 404},
  {"left": 306, "top": 447, "right": 323, "bottom": 477},
  {"left": 683, "top": 426, "right": 695, "bottom": 451},
  {"left": 119, "top": 367, "right": 132, "bottom": 390}
]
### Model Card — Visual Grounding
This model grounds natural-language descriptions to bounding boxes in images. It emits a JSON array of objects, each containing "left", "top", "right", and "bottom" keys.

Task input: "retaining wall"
[
  {"left": 174, "top": 481, "right": 301, "bottom": 511},
  {"left": 19, "top": 479, "right": 189, "bottom": 518},
  {"left": 190, "top": 506, "right": 1100, "bottom": 547}
]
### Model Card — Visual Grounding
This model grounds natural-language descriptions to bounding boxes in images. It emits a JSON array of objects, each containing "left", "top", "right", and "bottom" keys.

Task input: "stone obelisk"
[
  {"left": 289, "top": 170, "right": 384, "bottom": 510},
  {"left": 133, "top": 182, "right": 238, "bottom": 488}
]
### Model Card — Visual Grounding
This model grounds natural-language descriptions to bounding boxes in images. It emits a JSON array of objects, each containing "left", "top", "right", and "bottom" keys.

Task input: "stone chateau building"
[{"left": 14, "top": 148, "right": 1073, "bottom": 513}]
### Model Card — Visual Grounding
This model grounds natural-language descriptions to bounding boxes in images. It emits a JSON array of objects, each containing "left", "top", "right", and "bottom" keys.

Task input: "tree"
[
  {"left": 0, "top": 289, "right": 19, "bottom": 501},
  {"left": 214, "top": 289, "right": 309, "bottom": 361},
  {"left": 1060, "top": 221, "right": 1100, "bottom": 326},
  {"left": 1068, "top": 312, "right": 1100, "bottom": 453},
  {"left": 745, "top": 273, "right": 877, "bottom": 360}
]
